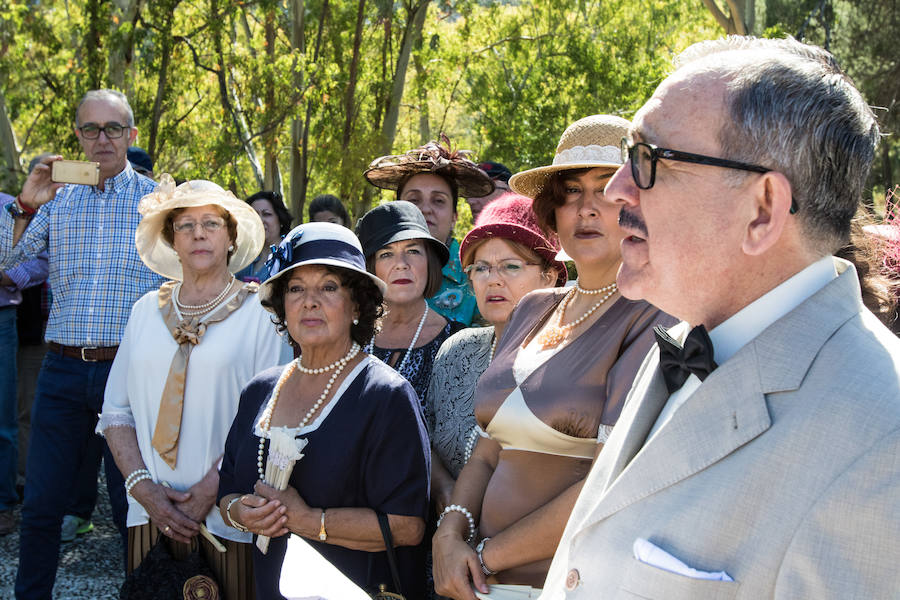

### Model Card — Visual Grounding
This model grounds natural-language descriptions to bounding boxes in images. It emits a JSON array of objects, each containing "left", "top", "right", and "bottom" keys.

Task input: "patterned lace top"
[
  {"left": 370, "top": 320, "right": 466, "bottom": 411},
  {"left": 425, "top": 326, "right": 494, "bottom": 478}
]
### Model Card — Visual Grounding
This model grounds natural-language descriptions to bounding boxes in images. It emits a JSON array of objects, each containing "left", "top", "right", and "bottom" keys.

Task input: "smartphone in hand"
[{"left": 51, "top": 160, "right": 100, "bottom": 186}]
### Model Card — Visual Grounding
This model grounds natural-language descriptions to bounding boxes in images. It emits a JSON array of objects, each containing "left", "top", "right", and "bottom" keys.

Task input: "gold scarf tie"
[{"left": 151, "top": 279, "right": 257, "bottom": 469}]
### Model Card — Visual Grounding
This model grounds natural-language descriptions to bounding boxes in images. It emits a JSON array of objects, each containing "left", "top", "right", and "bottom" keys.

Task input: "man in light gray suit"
[{"left": 538, "top": 37, "right": 900, "bottom": 599}]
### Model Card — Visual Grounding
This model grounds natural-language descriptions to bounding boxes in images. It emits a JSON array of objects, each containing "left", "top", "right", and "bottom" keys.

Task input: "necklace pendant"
[{"left": 535, "top": 326, "right": 566, "bottom": 350}]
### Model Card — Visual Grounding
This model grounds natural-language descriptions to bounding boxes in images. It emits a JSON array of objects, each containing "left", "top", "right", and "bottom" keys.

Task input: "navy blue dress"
[{"left": 218, "top": 357, "right": 430, "bottom": 599}]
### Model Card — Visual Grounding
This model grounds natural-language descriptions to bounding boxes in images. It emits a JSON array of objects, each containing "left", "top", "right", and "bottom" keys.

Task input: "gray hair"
[
  {"left": 676, "top": 36, "right": 879, "bottom": 253},
  {"left": 75, "top": 89, "right": 135, "bottom": 127}
]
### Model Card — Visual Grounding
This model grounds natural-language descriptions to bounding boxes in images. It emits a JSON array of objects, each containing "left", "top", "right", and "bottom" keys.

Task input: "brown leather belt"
[{"left": 48, "top": 342, "right": 119, "bottom": 362}]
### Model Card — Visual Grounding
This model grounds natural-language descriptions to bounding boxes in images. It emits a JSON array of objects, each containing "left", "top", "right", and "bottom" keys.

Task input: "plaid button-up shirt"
[{"left": 0, "top": 163, "right": 163, "bottom": 346}]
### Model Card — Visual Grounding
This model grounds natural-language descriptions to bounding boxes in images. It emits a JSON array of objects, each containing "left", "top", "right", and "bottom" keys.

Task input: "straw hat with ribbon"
[
  {"left": 135, "top": 174, "right": 265, "bottom": 280},
  {"left": 509, "top": 114, "right": 630, "bottom": 199},
  {"left": 364, "top": 134, "right": 495, "bottom": 199}
]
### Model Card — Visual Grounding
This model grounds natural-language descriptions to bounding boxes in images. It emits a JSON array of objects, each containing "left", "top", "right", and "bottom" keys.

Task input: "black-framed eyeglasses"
[
  {"left": 620, "top": 137, "right": 773, "bottom": 189},
  {"left": 620, "top": 138, "right": 797, "bottom": 213},
  {"left": 78, "top": 123, "right": 130, "bottom": 140}
]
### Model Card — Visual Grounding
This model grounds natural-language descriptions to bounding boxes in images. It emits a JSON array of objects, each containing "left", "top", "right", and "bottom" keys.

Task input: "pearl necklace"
[
  {"left": 534, "top": 283, "right": 618, "bottom": 350},
  {"left": 298, "top": 348, "right": 356, "bottom": 375},
  {"left": 365, "top": 302, "right": 429, "bottom": 378},
  {"left": 256, "top": 341, "right": 361, "bottom": 480},
  {"left": 175, "top": 275, "right": 235, "bottom": 315},
  {"left": 575, "top": 280, "right": 617, "bottom": 296}
]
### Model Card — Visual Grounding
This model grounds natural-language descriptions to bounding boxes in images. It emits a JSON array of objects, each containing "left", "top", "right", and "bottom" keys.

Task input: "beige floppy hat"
[
  {"left": 135, "top": 174, "right": 265, "bottom": 280},
  {"left": 509, "top": 114, "right": 630, "bottom": 199}
]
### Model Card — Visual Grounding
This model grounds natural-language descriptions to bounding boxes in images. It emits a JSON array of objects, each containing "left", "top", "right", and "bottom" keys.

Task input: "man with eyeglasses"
[
  {"left": 0, "top": 88, "right": 161, "bottom": 598},
  {"left": 538, "top": 37, "right": 900, "bottom": 599}
]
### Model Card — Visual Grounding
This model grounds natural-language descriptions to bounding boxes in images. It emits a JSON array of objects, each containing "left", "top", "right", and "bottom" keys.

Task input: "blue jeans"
[
  {"left": 15, "top": 350, "right": 126, "bottom": 599},
  {"left": 0, "top": 306, "right": 17, "bottom": 511}
]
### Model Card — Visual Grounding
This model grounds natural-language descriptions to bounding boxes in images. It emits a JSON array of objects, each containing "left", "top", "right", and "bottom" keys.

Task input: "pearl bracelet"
[
  {"left": 125, "top": 470, "right": 152, "bottom": 496},
  {"left": 124, "top": 468, "right": 150, "bottom": 488},
  {"left": 436, "top": 504, "right": 476, "bottom": 544}
]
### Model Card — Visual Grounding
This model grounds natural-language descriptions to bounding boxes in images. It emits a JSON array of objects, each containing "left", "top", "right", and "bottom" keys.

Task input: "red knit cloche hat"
[{"left": 459, "top": 192, "right": 567, "bottom": 286}]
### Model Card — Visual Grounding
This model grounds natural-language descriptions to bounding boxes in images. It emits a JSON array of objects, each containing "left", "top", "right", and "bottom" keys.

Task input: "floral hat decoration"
[
  {"left": 364, "top": 134, "right": 495, "bottom": 199},
  {"left": 135, "top": 174, "right": 265, "bottom": 280}
]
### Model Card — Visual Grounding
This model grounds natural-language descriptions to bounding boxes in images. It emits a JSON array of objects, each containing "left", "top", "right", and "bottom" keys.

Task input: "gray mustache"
[{"left": 618, "top": 208, "right": 648, "bottom": 237}]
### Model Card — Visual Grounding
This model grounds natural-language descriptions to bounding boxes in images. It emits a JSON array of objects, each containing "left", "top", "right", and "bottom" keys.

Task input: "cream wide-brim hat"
[
  {"left": 509, "top": 114, "right": 631, "bottom": 199},
  {"left": 135, "top": 174, "right": 265, "bottom": 281}
]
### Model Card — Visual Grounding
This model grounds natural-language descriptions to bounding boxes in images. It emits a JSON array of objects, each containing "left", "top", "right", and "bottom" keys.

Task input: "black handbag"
[
  {"left": 370, "top": 512, "right": 406, "bottom": 600},
  {"left": 119, "top": 538, "right": 220, "bottom": 600}
]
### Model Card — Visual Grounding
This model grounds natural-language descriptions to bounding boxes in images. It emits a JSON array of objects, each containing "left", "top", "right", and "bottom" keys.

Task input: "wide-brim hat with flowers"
[
  {"left": 258, "top": 222, "right": 387, "bottom": 309},
  {"left": 509, "top": 114, "right": 630, "bottom": 199},
  {"left": 364, "top": 134, "right": 495, "bottom": 199},
  {"left": 459, "top": 192, "right": 567, "bottom": 287},
  {"left": 135, "top": 174, "right": 265, "bottom": 280}
]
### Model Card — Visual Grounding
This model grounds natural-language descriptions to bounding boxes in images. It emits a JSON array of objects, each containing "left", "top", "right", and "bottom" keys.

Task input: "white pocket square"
[{"left": 633, "top": 538, "right": 734, "bottom": 582}]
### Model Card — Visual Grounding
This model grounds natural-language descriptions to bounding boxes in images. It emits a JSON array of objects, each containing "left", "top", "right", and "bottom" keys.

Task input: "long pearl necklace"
[
  {"left": 534, "top": 283, "right": 617, "bottom": 350},
  {"left": 257, "top": 342, "right": 361, "bottom": 480},
  {"left": 175, "top": 275, "right": 235, "bottom": 316},
  {"left": 366, "top": 302, "right": 429, "bottom": 378}
]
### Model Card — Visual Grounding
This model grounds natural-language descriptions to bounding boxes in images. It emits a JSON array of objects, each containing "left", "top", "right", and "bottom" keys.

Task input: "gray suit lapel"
[
  {"left": 581, "top": 259, "right": 865, "bottom": 528},
  {"left": 587, "top": 356, "right": 772, "bottom": 525}
]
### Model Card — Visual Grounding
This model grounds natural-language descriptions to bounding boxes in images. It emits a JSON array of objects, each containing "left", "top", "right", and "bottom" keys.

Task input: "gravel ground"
[{"left": 0, "top": 469, "right": 125, "bottom": 599}]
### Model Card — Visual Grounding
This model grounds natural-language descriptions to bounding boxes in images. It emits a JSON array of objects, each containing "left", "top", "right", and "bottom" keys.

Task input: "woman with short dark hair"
[
  {"left": 355, "top": 202, "right": 466, "bottom": 408},
  {"left": 218, "top": 223, "right": 430, "bottom": 599}
]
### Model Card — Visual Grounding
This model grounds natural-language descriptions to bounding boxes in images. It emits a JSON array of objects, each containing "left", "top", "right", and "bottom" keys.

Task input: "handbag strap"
[{"left": 376, "top": 511, "right": 404, "bottom": 597}]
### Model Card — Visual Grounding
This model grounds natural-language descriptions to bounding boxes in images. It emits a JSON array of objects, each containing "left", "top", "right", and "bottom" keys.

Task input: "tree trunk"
[
  {"left": 289, "top": 0, "right": 306, "bottom": 224},
  {"left": 413, "top": 52, "right": 430, "bottom": 143},
  {"left": 263, "top": 8, "right": 283, "bottom": 196},
  {"left": 107, "top": 0, "right": 143, "bottom": 91},
  {"left": 147, "top": 3, "right": 178, "bottom": 161},
  {"left": 0, "top": 90, "right": 21, "bottom": 190},
  {"left": 338, "top": 0, "right": 367, "bottom": 200},
  {"left": 85, "top": 0, "right": 107, "bottom": 89},
  {"left": 210, "top": 0, "right": 264, "bottom": 188},
  {"left": 701, "top": 0, "right": 750, "bottom": 35},
  {"left": 379, "top": 0, "right": 431, "bottom": 155}
]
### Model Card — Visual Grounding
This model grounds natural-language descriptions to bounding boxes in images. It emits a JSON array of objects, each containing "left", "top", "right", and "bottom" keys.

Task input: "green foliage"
[{"left": 0, "top": 0, "right": 715, "bottom": 208}]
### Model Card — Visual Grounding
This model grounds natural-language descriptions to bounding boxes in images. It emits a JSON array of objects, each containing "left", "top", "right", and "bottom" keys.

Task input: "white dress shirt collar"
[
  {"left": 648, "top": 256, "right": 838, "bottom": 441},
  {"left": 709, "top": 255, "right": 837, "bottom": 366}
]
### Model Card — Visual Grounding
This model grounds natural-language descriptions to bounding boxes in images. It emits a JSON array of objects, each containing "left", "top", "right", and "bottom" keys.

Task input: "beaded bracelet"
[
  {"left": 125, "top": 471, "right": 152, "bottom": 497},
  {"left": 436, "top": 504, "right": 476, "bottom": 544},
  {"left": 124, "top": 468, "right": 150, "bottom": 489},
  {"left": 225, "top": 496, "right": 249, "bottom": 533}
]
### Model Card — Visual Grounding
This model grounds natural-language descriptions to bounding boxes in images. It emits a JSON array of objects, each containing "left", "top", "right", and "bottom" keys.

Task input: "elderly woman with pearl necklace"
[
  {"left": 217, "top": 223, "right": 430, "bottom": 599},
  {"left": 101, "top": 176, "right": 283, "bottom": 599}
]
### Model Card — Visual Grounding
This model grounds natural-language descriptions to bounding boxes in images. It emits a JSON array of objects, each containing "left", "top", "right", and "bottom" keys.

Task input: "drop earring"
[{"left": 352, "top": 318, "right": 359, "bottom": 325}]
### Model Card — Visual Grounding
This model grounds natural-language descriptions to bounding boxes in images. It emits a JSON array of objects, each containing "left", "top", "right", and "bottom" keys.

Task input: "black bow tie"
[{"left": 654, "top": 324, "right": 718, "bottom": 394}]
